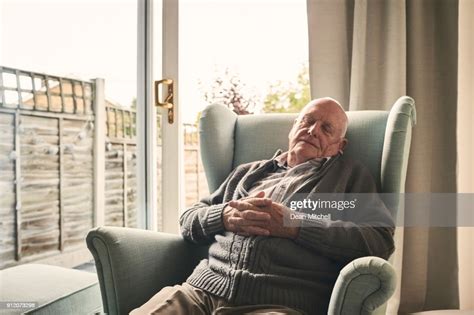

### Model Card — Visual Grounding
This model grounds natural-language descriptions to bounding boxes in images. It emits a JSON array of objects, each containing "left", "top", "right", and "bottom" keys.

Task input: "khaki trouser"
[{"left": 130, "top": 283, "right": 305, "bottom": 315}]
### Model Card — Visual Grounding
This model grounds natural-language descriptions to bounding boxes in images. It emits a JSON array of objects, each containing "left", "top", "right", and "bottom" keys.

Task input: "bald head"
[
  {"left": 298, "top": 97, "right": 348, "bottom": 137},
  {"left": 287, "top": 97, "right": 348, "bottom": 167}
]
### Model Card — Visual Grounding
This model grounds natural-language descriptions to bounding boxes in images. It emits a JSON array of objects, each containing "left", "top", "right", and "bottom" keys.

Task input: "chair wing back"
[{"left": 199, "top": 96, "right": 416, "bottom": 196}]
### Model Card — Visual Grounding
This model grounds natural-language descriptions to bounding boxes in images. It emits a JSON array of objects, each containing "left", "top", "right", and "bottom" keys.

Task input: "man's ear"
[{"left": 339, "top": 138, "right": 348, "bottom": 151}]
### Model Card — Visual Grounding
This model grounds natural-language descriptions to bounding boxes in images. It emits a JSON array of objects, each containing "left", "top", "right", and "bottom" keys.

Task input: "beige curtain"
[
  {"left": 457, "top": 0, "right": 474, "bottom": 311},
  {"left": 306, "top": 0, "right": 466, "bottom": 313}
]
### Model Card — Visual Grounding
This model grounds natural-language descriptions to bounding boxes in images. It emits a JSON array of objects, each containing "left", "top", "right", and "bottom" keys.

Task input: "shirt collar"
[{"left": 271, "top": 149, "right": 333, "bottom": 169}]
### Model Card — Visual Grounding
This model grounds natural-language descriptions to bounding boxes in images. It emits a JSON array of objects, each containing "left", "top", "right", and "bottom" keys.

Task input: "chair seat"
[{"left": 0, "top": 264, "right": 102, "bottom": 315}]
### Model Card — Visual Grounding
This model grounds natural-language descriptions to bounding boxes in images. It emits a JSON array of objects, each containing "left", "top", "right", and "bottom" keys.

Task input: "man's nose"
[{"left": 307, "top": 122, "right": 320, "bottom": 136}]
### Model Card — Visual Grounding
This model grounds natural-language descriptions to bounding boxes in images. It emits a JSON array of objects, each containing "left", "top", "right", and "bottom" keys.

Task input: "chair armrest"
[
  {"left": 328, "top": 256, "right": 396, "bottom": 315},
  {"left": 86, "top": 226, "right": 208, "bottom": 315}
]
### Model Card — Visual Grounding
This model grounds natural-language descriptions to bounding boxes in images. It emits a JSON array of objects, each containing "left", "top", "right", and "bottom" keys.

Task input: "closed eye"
[
  {"left": 322, "top": 124, "right": 332, "bottom": 134},
  {"left": 300, "top": 117, "right": 314, "bottom": 126}
]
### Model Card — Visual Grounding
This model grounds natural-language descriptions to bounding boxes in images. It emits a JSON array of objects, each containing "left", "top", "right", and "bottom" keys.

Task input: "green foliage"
[
  {"left": 199, "top": 68, "right": 258, "bottom": 115},
  {"left": 262, "top": 64, "right": 310, "bottom": 113}
]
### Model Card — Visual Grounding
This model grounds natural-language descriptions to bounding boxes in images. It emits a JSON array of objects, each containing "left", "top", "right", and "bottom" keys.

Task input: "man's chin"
[
  {"left": 291, "top": 147, "right": 323, "bottom": 161},
  {"left": 296, "top": 140, "right": 320, "bottom": 151}
]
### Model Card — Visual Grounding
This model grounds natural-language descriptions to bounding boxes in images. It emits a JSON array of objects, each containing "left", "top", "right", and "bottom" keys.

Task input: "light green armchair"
[{"left": 87, "top": 96, "right": 416, "bottom": 315}]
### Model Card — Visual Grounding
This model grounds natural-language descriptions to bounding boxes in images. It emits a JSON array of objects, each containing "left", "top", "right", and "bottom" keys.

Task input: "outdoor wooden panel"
[
  {"left": 104, "top": 143, "right": 124, "bottom": 227},
  {"left": 61, "top": 119, "right": 94, "bottom": 248},
  {"left": 0, "top": 67, "right": 210, "bottom": 269},
  {"left": 103, "top": 142, "right": 138, "bottom": 228},
  {"left": 0, "top": 68, "right": 97, "bottom": 269},
  {"left": 19, "top": 115, "right": 60, "bottom": 257},
  {"left": 126, "top": 144, "right": 138, "bottom": 228},
  {"left": 185, "top": 150, "right": 199, "bottom": 207},
  {"left": 0, "top": 113, "right": 16, "bottom": 266}
]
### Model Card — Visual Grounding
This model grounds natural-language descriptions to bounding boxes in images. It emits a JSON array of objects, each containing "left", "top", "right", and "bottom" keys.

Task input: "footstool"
[{"left": 0, "top": 264, "right": 102, "bottom": 315}]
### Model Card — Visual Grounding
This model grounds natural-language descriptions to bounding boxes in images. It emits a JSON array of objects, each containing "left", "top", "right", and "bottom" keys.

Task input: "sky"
[{"left": 1, "top": 0, "right": 308, "bottom": 123}]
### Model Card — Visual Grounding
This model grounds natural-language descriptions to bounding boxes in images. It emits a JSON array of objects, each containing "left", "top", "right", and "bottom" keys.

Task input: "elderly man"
[{"left": 132, "top": 97, "right": 395, "bottom": 315}]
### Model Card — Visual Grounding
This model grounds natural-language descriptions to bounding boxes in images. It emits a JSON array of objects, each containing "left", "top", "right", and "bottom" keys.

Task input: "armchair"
[{"left": 87, "top": 96, "right": 416, "bottom": 314}]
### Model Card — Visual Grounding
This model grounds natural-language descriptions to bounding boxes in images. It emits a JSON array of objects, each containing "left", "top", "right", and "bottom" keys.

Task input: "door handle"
[{"left": 154, "top": 79, "right": 174, "bottom": 124}]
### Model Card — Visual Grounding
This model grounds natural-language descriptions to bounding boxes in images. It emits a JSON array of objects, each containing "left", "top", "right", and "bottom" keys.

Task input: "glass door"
[
  {"left": 138, "top": 0, "right": 181, "bottom": 233},
  {"left": 0, "top": 0, "right": 183, "bottom": 270}
]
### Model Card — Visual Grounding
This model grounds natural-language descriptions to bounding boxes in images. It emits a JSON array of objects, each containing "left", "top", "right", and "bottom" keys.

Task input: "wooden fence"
[
  {"left": 184, "top": 123, "right": 208, "bottom": 207},
  {"left": 0, "top": 66, "right": 208, "bottom": 269},
  {"left": 0, "top": 66, "right": 94, "bottom": 267},
  {"left": 104, "top": 102, "right": 138, "bottom": 228}
]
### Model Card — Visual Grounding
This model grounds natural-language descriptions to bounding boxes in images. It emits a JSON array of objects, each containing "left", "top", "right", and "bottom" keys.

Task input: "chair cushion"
[
  {"left": 233, "top": 113, "right": 296, "bottom": 167},
  {"left": 199, "top": 104, "right": 238, "bottom": 192},
  {"left": 233, "top": 111, "right": 389, "bottom": 190},
  {"left": 0, "top": 264, "right": 102, "bottom": 315},
  {"left": 344, "top": 111, "right": 389, "bottom": 191}
]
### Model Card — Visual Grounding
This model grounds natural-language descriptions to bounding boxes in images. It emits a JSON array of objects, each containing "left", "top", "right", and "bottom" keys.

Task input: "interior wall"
[{"left": 457, "top": 0, "right": 474, "bottom": 310}]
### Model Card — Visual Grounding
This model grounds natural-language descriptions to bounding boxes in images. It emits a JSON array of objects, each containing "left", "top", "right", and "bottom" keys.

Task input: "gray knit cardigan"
[{"left": 179, "top": 154, "right": 395, "bottom": 315}]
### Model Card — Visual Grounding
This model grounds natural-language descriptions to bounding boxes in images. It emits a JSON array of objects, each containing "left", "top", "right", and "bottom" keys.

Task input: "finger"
[
  {"left": 229, "top": 200, "right": 260, "bottom": 211},
  {"left": 242, "top": 191, "right": 265, "bottom": 200},
  {"left": 240, "top": 210, "right": 270, "bottom": 221},
  {"left": 241, "top": 225, "right": 270, "bottom": 236},
  {"left": 228, "top": 217, "right": 268, "bottom": 227},
  {"left": 244, "top": 197, "right": 272, "bottom": 208},
  {"left": 250, "top": 191, "right": 265, "bottom": 198}
]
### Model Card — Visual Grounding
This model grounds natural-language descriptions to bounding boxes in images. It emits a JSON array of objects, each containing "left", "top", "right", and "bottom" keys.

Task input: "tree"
[
  {"left": 262, "top": 64, "right": 310, "bottom": 113},
  {"left": 199, "top": 68, "right": 258, "bottom": 115}
]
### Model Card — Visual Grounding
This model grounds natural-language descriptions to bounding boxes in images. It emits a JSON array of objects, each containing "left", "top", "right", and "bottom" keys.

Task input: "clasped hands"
[{"left": 222, "top": 191, "right": 299, "bottom": 239}]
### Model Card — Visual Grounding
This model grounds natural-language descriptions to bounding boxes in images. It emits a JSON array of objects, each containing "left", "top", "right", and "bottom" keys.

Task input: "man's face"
[{"left": 288, "top": 98, "right": 348, "bottom": 165}]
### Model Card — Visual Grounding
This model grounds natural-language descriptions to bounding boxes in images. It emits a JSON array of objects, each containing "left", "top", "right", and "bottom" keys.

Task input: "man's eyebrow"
[{"left": 323, "top": 120, "right": 333, "bottom": 127}]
